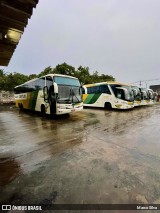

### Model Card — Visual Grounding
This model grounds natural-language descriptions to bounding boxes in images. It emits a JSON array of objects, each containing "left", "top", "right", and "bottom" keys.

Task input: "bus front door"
[{"left": 49, "top": 86, "right": 56, "bottom": 114}]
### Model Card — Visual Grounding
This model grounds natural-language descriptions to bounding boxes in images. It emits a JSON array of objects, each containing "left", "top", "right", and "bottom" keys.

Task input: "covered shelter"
[{"left": 0, "top": 0, "right": 39, "bottom": 66}]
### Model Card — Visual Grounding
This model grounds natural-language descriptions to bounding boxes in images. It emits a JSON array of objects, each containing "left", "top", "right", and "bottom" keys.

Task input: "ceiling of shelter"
[{"left": 0, "top": 0, "right": 39, "bottom": 66}]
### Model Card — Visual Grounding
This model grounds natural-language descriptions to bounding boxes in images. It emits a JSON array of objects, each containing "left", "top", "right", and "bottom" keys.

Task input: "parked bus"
[
  {"left": 82, "top": 82, "right": 134, "bottom": 109},
  {"left": 131, "top": 86, "right": 156, "bottom": 106},
  {"left": 14, "top": 74, "right": 83, "bottom": 115},
  {"left": 153, "top": 91, "right": 158, "bottom": 102},
  {"left": 140, "top": 87, "right": 154, "bottom": 106},
  {"left": 131, "top": 85, "right": 142, "bottom": 106}
]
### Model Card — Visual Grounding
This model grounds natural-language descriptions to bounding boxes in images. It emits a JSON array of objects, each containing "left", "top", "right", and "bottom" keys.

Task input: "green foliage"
[
  {"left": 75, "top": 66, "right": 91, "bottom": 84},
  {"left": 0, "top": 69, "right": 6, "bottom": 90},
  {"left": 0, "top": 63, "right": 115, "bottom": 91},
  {"left": 0, "top": 69, "right": 29, "bottom": 91},
  {"left": 6, "top": 73, "right": 29, "bottom": 91},
  {"left": 74, "top": 66, "right": 115, "bottom": 84},
  {"left": 38, "top": 66, "right": 52, "bottom": 77},
  {"left": 28, "top": 74, "right": 38, "bottom": 80},
  {"left": 53, "top": 63, "right": 75, "bottom": 76}
]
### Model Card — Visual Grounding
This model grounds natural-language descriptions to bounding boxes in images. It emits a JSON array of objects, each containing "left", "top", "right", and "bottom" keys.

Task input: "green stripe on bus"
[
  {"left": 88, "top": 93, "right": 101, "bottom": 104},
  {"left": 84, "top": 94, "right": 94, "bottom": 104},
  {"left": 29, "top": 91, "right": 39, "bottom": 110},
  {"left": 84, "top": 94, "right": 101, "bottom": 104}
]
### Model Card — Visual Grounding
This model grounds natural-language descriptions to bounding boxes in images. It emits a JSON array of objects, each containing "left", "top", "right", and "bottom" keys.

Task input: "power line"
[{"left": 131, "top": 78, "right": 160, "bottom": 84}]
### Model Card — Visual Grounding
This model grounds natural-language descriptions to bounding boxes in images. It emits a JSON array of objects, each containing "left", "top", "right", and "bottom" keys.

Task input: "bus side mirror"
[
  {"left": 43, "top": 86, "right": 49, "bottom": 101},
  {"left": 79, "top": 85, "right": 83, "bottom": 94},
  {"left": 53, "top": 82, "right": 58, "bottom": 94}
]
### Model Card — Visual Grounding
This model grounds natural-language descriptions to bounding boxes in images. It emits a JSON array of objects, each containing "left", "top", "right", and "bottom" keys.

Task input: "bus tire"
[
  {"left": 104, "top": 102, "right": 112, "bottom": 110},
  {"left": 41, "top": 104, "right": 46, "bottom": 116}
]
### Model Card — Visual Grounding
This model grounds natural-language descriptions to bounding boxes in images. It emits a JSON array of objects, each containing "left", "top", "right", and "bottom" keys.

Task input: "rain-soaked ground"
[{"left": 0, "top": 104, "right": 160, "bottom": 213}]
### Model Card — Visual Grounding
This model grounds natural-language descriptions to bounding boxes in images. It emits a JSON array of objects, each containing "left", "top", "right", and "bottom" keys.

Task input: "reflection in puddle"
[{"left": 0, "top": 157, "right": 21, "bottom": 186}]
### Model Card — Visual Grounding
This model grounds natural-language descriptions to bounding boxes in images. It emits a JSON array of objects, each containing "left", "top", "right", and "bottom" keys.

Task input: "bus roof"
[
  {"left": 45, "top": 74, "right": 78, "bottom": 80},
  {"left": 14, "top": 78, "right": 39, "bottom": 88},
  {"left": 14, "top": 74, "right": 78, "bottom": 88},
  {"left": 84, "top": 81, "right": 129, "bottom": 87}
]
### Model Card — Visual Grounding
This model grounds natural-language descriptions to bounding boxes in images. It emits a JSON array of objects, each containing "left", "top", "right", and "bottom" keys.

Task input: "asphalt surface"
[{"left": 0, "top": 104, "right": 160, "bottom": 213}]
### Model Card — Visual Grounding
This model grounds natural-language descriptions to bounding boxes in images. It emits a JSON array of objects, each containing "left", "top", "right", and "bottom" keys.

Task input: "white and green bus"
[
  {"left": 131, "top": 85, "right": 142, "bottom": 107},
  {"left": 14, "top": 74, "right": 83, "bottom": 115},
  {"left": 82, "top": 82, "right": 134, "bottom": 109},
  {"left": 130, "top": 86, "right": 156, "bottom": 107},
  {"left": 139, "top": 87, "right": 154, "bottom": 106}
]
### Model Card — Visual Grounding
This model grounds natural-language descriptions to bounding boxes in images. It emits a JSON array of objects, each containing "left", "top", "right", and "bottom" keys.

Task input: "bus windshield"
[
  {"left": 147, "top": 89, "right": 154, "bottom": 100},
  {"left": 140, "top": 88, "right": 149, "bottom": 100},
  {"left": 131, "top": 86, "right": 141, "bottom": 101},
  {"left": 110, "top": 84, "right": 134, "bottom": 102},
  {"left": 54, "top": 76, "right": 80, "bottom": 86},
  {"left": 54, "top": 77, "right": 82, "bottom": 104}
]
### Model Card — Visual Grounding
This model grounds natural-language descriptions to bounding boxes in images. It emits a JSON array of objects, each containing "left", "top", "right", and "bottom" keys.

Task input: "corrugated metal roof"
[{"left": 0, "top": 0, "right": 39, "bottom": 66}]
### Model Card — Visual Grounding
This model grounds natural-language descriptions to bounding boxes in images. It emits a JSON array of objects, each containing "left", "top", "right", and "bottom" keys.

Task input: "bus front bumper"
[{"left": 56, "top": 103, "right": 83, "bottom": 115}]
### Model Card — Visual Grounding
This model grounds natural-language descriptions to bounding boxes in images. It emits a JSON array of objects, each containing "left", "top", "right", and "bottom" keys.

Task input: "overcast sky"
[{"left": 1, "top": 0, "right": 160, "bottom": 87}]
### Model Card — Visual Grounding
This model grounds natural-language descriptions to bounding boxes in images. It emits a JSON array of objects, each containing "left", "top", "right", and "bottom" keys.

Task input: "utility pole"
[{"left": 131, "top": 78, "right": 160, "bottom": 87}]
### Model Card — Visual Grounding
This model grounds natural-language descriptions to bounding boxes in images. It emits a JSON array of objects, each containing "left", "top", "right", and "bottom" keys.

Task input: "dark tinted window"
[
  {"left": 14, "top": 78, "right": 45, "bottom": 94},
  {"left": 87, "top": 85, "right": 111, "bottom": 94},
  {"left": 46, "top": 76, "right": 53, "bottom": 88},
  {"left": 38, "top": 78, "right": 45, "bottom": 89},
  {"left": 99, "top": 85, "right": 111, "bottom": 94},
  {"left": 82, "top": 87, "right": 85, "bottom": 94}
]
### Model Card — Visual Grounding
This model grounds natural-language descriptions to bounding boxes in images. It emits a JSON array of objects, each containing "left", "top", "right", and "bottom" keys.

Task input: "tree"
[
  {"left": 53, "top": 63, "right": 75, "bottom": 76},
  {"left": 0, "top": 64, "right": 115, "bottom": 91},
  {"left": 0, "top": 69, "right": 6, "bottom": 90},
  {"left": 91, "top": 71, "right": 99, "bottom": 83},
  {"left": 0, "top": 69, "right": 6, "bottom": 76},
  {"left": 99, "top": 74, "right": 115, "bottom": 82},
  {"left": 38, "top": 66, "right": 52, "bottom": 77},
  {"left": 4, "top": 72, "right": 29, "bottom": 91},
  {"left": 28, "top": 74, "right": 38, "bottom": 80},
  {"left": 75, "top": 66, "right": 91, "bottom": 84}
]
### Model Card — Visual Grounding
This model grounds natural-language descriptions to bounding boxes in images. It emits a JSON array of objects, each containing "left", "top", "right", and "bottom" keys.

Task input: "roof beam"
[
  {"left": 0, "top": 0, "right": 39, "bottom": 66},
  {"left": 0, "top": 42, "right": 16, "bottom": 52},
  {"left": 0, "top": 0, "right": 33, "bottom": 16},
  {"left": 0, "top": 6, "right": 28, "bottom": 26},
  {"left": 0, "top": 19, "right": 24, "bottom": 32},
  {"left": 18, "top": 0, "right": 39, "bottom": 7}
]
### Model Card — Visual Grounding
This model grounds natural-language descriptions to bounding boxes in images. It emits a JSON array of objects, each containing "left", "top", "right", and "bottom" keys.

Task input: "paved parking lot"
[{"left": 0, "top": 104, "right": 160, "bottom": 212}]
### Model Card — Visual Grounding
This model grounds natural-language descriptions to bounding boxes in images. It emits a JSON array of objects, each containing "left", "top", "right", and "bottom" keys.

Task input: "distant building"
[{"left": 150, "top": 85, "right": 160, "bottom": 95}]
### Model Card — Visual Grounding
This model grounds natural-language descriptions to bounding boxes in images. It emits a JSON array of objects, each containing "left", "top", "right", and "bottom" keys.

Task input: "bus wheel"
[
  {"left": 104, "top": 102, "right": 112, "bottom": 110},
  {"left": 41, "top": 105, "right": 46, "bottom": 116}
]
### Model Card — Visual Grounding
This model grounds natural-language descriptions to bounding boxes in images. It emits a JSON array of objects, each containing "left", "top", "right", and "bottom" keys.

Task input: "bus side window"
[
  {"left": 99, "top": 85, "right": 111, "bottom": 94},
  {"left": 46, "top": 76, "right": 53, "bottom": 89},
  {"left": 34, "top": 79, "right": 40, "bottom": 90},
  {"left": 95, "top": 86, "right": 100, "bottom": 93},
  {"left": 39, "top": 78, "right": 45, "bottom": 89},
  {"left": 87, "top": 87, "right": 92, "bottom": 94}
]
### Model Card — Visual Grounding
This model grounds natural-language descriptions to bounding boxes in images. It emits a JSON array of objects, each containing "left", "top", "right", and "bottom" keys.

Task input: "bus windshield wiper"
[{"left": 72, "top": 90, "right": 80, "bottom": 103}]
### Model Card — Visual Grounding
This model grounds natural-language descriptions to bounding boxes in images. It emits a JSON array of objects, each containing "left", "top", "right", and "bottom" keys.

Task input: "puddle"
[{"left": 0, "top": 157, "right": 20, "bottom": 186}]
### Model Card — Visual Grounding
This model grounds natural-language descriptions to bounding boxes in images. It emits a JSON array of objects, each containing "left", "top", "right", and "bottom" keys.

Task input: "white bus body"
[
  {"left": 83, "top": 82, "right": 134, "bottom": 110},
  {"left": 14, "top": 74, "right": 83, "bottom": 115}
]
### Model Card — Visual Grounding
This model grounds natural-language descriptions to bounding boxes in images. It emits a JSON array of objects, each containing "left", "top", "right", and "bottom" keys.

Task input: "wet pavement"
[{"left": 0, "top": 104, "right": 160, "bottom": 212}]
